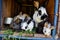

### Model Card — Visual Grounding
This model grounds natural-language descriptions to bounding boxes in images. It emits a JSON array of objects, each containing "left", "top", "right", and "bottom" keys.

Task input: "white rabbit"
[{"left": 43, "top": 22, "right": 54, "bottom": 36}]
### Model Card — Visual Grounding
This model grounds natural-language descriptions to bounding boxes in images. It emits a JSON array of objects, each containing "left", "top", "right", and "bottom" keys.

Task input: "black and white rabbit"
[
  {"left": 33, "top": 0, "right": 49, "bottom": 33},
  {"left": 21, "top": 16, "right": 35, "bottom": 31},
  {"left": 21, "top": 19, "right": 35, "bottom": 31},
  {"left": 13, "top": 12, "right": 31, "bottom": 30},
  {"left": 13, "top": 12, "right": 35, "bottom": 31},
  {"left": 43, "top": 22, "right": 54, "bottom": 37}
]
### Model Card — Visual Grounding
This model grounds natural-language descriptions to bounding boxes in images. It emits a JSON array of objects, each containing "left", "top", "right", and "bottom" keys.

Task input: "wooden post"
[
  {"left": 52, "top": 0, "right": 59, "bottom": 39},
  {"left": 0, "top": 0, "right": 2, "bottom": 30}
]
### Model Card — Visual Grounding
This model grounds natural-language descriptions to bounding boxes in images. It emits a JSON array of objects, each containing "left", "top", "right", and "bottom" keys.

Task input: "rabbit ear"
[
  {"left": 44, "top": 22, "right": 48, "bottom": 27},
  {"left": 50, "top": 26, "right": 54, "bottom": 30},
  {"left": 41, "top": 0, "right": 49, "bottom": 7}
]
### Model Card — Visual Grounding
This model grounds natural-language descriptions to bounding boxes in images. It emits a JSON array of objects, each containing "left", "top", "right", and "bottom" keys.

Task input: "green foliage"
[
  {"left": 2, "top": 28, "right": 36, "bottom": 40},
  {"left": 3, "top": 35, "right": 10, "bottom": 40},
  {"left": 19, "top": 32, "right": 23, "bottom": 36},
  {"left": 3, "top": 29, "right": 14, "bottom": 35},
  {"left": 25, "top": 30, "right": 33, "bottom": 34},
  {"left": 19, "top": 30, "right": 36, "bottom": 35}
]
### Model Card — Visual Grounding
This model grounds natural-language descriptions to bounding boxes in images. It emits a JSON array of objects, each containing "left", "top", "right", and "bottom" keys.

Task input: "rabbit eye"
[
  {"left": 37, "top": 14, "right": 39, "bottom": 16},
  {"left": 38, "top": 10, "right": 41, "bottom": 15}
]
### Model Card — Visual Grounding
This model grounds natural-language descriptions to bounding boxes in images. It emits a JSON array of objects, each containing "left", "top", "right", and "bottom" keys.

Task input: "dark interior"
[{"left": 2, "top": 0, "right": 54, "bottom": 30}]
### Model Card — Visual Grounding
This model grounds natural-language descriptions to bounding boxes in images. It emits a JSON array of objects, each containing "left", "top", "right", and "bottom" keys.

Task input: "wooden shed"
[{"left": 0, "top": 0, "right": 59, "bottom": 40}]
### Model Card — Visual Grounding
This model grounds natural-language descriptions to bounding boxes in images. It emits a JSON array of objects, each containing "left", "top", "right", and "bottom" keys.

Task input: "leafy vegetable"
[{"left": 3, "top": 29, "right": 14, "bottom": 35}]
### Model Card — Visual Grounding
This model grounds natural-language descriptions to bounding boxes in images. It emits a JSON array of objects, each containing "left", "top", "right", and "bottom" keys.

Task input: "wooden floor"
[{"left": 0, "top": 30, "right": 52, "bottom": 38}]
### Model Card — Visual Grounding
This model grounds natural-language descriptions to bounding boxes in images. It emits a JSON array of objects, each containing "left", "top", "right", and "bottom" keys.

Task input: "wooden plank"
[
  {"left": 52, "top": 0, "right": 59, "bottom": 37},
  {"left": 59, "top": 5, "right": 60, "bottom": 14},
  {"left": 2, "top": 0, "right": 12, "bottom": 17},
  {"left": 0, "top": 34, "right": 54, "bottom": 40},
  {"left": 0, "top": 0, "right": 2, "bottom": 28},
  {"left": 58, "top": 14, "right": 60, "bottom": 21},
  {"left": 58, "top": 0, "right": 60, "bottom": 38},
  {"left": 58, "top": 22, "right": 60, "bottom": 37},
  {"left": 48, "top": 14, "right": 54, "bottom": 23}
]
